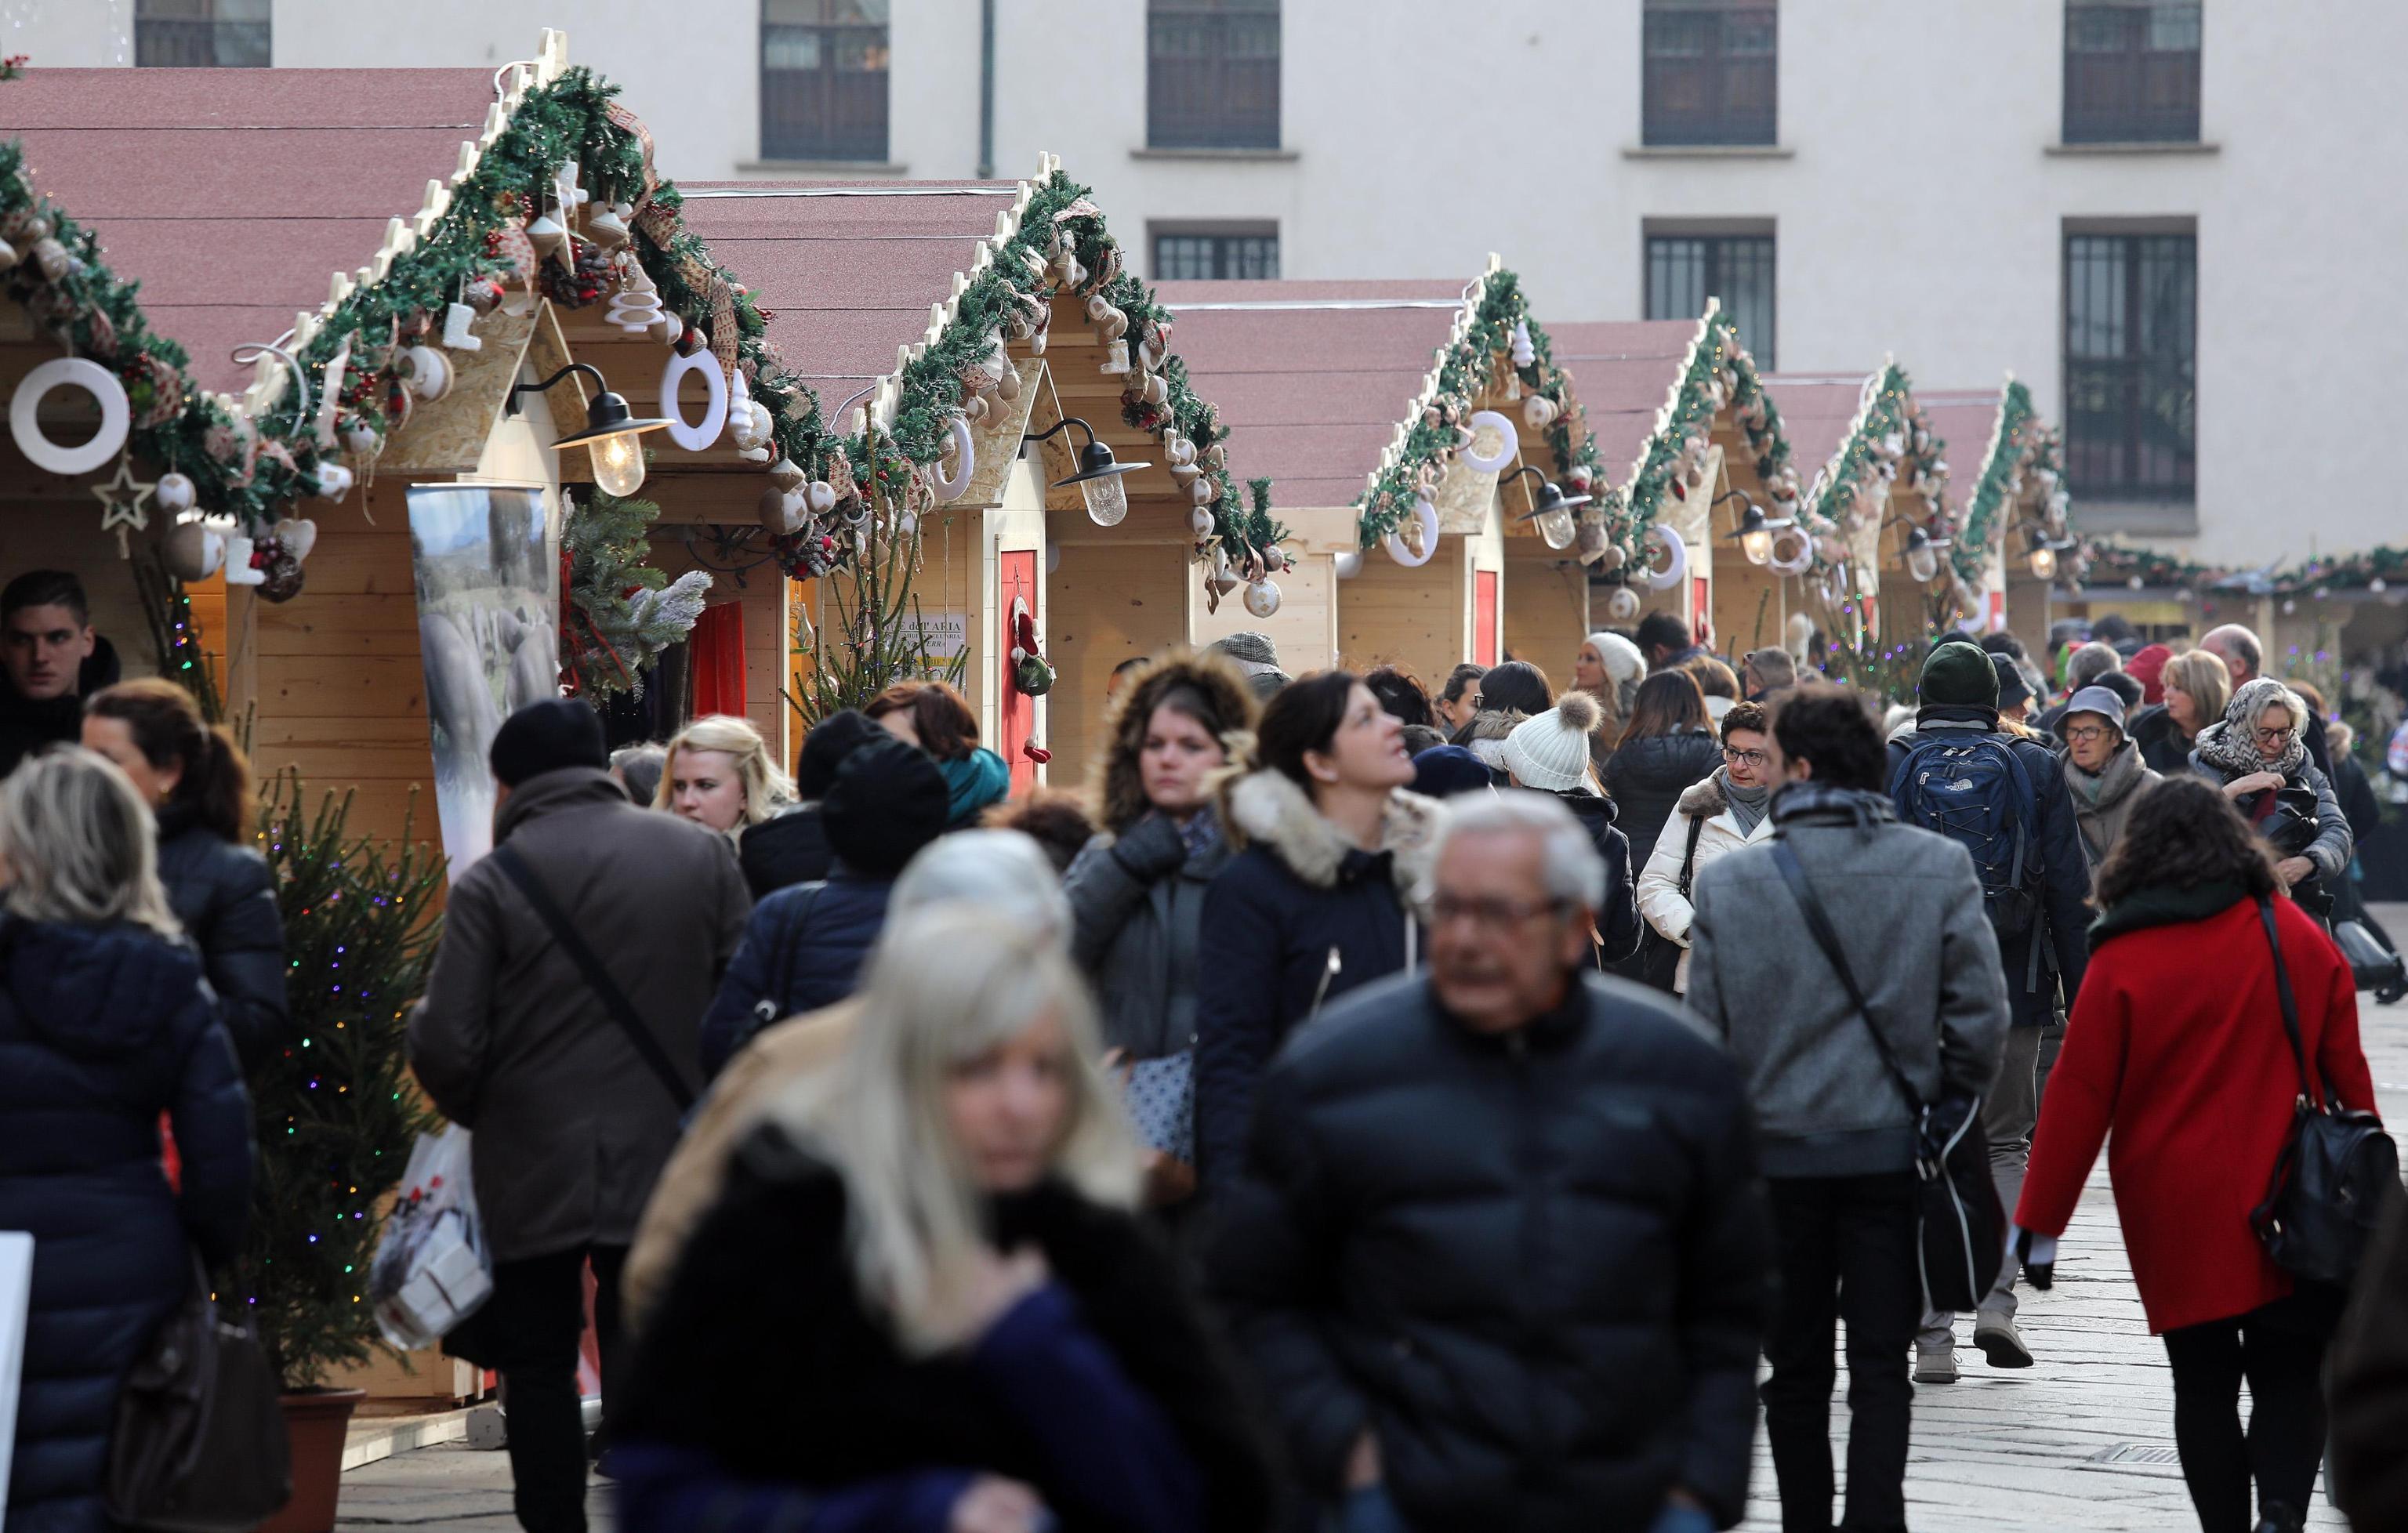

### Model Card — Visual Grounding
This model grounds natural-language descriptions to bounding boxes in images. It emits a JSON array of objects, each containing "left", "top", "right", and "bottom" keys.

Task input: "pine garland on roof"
[{"left": 1619, "top": 306, "right": 1794, "bottom": 560}]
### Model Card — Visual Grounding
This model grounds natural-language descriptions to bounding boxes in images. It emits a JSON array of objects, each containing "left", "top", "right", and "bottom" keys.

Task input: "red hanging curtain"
[{"left": 688, "top": 602, "right": 747, "bottom": 718}]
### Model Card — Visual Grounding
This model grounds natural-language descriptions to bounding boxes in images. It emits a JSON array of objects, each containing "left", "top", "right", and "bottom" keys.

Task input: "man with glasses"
[{"left": 1213, "top": 792, "right": 1768, "bottom": 1533}]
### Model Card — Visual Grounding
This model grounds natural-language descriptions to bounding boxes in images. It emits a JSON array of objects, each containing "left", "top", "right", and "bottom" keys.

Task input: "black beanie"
[
  {"left": 1920, "top": 640, "right": 2000, "bottom": 709},
  {"left": 489, "top": 698, "right": 607, "bottom": 788},
  {"left": 822, "top": 738, "right": 950, "bottom": 875},
  {"left": 796, "top": 709, "right": 881, "bottom": 799},
  {"left": 1989, "top": 652, "right": 2033, "bottom": 711}
]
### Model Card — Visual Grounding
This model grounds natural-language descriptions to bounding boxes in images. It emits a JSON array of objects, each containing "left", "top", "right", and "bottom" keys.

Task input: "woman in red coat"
[{"left": 2016, "top": 776, "right": 2376, "bottom": 1533}]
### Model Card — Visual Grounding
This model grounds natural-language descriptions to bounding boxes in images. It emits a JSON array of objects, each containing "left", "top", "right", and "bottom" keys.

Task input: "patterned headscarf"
[{"left": 2193, "top": 676, "right": 2309, "bottom": 779}]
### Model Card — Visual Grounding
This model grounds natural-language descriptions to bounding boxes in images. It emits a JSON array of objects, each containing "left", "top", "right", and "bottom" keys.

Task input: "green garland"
[
  {"left": 1952, "top": 379, "right": 2067, "bottom": 589},
  {"left": 1353, "top": 270, "right": 1605, "bottom": 553},
  {"left": 1620, "top": 306, "right": 1793, "bottom": 557}
]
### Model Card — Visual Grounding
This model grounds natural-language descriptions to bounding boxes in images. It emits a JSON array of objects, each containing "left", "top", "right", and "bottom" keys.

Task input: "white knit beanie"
[
  {"left": 1503, "top": 691, "right": 1602, "bottom": 794},
  {"left": 1587, "top": 631, "right": 1647, "bottom": 685}
]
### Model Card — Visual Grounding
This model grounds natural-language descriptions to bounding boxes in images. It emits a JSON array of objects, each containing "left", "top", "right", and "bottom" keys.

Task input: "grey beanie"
[
  {"left": 2056, "top": 684, "right": 2129, "bottom": 738},
  {"left": 1206, "top": 631, "right": 1280, "bottom": 668}
]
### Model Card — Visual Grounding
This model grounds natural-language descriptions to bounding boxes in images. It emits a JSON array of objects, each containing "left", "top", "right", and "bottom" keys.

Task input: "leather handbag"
[
  {"left": 2248, "top": 897, "right": 2399, "bottom": 1286},
  {"left": 1772, "top": 841, "right": 2006, "bottom": 1314},
  {"left": 103, "top": 1251, "right": 292, "bottom": 1531}
]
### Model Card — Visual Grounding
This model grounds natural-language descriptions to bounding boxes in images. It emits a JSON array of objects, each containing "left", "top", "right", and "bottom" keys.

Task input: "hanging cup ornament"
[{"left": 404, "top": 343, "right": 453, "bottom": 403}]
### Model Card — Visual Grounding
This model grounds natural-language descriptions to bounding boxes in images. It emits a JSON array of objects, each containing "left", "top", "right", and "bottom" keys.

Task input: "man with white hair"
[{"left": 1212, "top": 792, "right": 1769, "bottom": 1533}]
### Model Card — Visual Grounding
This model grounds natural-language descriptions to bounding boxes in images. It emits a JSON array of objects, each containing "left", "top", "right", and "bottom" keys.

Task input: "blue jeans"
[{"left": 1334, "top": 1485, "right": 1412, "bottom": 1533}]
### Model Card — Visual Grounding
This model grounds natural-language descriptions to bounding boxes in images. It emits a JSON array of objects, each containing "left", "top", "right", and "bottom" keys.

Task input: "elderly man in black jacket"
[
  {"left": 1211, "top": 792, "right": 1769, "bottom": 1533},
  {"left": 1885, "top": 640, "right": 2091, "bottom": 1382}
]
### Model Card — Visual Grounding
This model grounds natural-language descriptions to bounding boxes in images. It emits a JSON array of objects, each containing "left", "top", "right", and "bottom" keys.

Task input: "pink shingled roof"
[
  {"left": 1765, "top": 372, "right": 1878, "bottom": 486},
  {"left": 1547, "top": 320, "right": 1706, "bottom": 479},
  {"left": 673, "top": 182, "right": 1021, "bottom": 412},
  {"left": 6, "top": 67, "right": 499, "bottom": 393},
  {"left": 1155, "top": 279, "right": 1471, "bottom": 509},
  {"left": 1913, "top": 388, "right": 2009, "bottom": 492}
]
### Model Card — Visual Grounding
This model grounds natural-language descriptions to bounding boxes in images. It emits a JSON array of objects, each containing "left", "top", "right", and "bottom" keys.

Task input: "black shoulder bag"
[
  {"left": 1772, "top": 839, "right": 2005, "bottom": 1314},
  {"left": 489, "top": 843, "right": 694, "bottom": 1115},
  {"left": 104, "top": 1250, "right": 293, "bottom": 1531},
  {"left": 2249, "top": 895, "right": 2398, "bottom": 1286},
  {"left": 1636, "top": 812, "right": 1709, "bottom": 993}
]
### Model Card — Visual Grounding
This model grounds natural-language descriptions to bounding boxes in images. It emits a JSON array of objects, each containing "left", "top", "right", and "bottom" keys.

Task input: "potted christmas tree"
[{"left": 231, "top": 774, "right": 444, "bottom": 1533}]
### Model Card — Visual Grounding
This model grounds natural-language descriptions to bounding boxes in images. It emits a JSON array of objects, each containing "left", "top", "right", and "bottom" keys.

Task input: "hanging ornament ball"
[
  {"left": 807, "top": 480, "right": 839, "bottom": 513},
  {"left": 2373, "top": 578, "right": 2389, "bottom": 593},
  {"left": 154, "top": 472, "right": 197, "bottom": 514},
  {"left": 1333, "top": 549, "right": 1365, "bottom": 581},
  {"left": 2128, "top": 575, "right": 2145, "bottom": 591},
  {"left": 1188, "top": 506, "right": 1215, "bottom": 539},
  {"left": 760, "top": 484, "right": 807, "bottom": 535},
  {"left": 1243, "top": 579, "right": 1282, "bottom": 619},
  {"left": 1606, "top": 585, "right": 1643, "bottom": 622},
  {"left": 1263, "top": 545, "right": 1288, "bottom": 574},
  {"left": 162, "top": 520, "right": 226, "bottom": 582},
  {"left": 1523, "top": 393, "right": 1558, "bottom": 429},
  {"left": 1598, "top": 542, "right": 1628, "bottom": 573}
]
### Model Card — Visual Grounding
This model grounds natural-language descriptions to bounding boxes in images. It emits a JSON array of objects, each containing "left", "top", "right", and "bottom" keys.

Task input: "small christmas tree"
[
  {"left": 231, "top": 774, "right": 445, "bottom": 1387},
  {"left": 787, "top": 520, "right": 967, "bottom": 730},
  {"left": 561, "top": 487, "right": 711, "bottom": 701}
]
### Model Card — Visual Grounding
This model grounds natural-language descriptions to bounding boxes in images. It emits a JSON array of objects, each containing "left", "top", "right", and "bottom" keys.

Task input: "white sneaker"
[{"left": 1913, "top": 1342, "right": 1959, "bottom": 1384}]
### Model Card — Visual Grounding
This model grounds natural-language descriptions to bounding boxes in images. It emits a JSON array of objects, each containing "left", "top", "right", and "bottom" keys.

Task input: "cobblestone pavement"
[{"left": 338, "top": 907, "right": 2408, "bottom": 1532}]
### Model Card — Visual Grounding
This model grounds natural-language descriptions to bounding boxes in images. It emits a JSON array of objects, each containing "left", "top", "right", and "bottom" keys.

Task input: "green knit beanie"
[{"left": 1919, "top": 640, "right": 2001, "bottom": 708}]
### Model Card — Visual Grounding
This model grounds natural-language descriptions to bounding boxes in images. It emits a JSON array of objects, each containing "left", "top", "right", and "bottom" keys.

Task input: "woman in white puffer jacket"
[{"left": 1636, "top": 699, "right": 1776, "bottom": 994}]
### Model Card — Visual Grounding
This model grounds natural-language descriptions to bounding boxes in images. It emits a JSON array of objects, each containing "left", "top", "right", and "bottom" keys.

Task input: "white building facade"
[{"left": 16, "top": 0, "right": 2405, "bottom": 569}]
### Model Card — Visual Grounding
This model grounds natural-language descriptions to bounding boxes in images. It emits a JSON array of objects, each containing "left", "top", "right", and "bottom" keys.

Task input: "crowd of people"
[{"left": 2, "top": 556, "right": 2405, "bottom": 1533}]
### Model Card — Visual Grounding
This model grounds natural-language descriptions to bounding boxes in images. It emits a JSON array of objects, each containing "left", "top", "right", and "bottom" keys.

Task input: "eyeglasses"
[
  {"left": 1721, "top": 746, "right": 1770, "bottom": 768},
  {"left": 2253, "top": 725, "right": 2294, "bottom": 745},
  {"left": 1431, "top": 893, "right": 1567, "bottom": 932},
  {"left": 2062, "top": 726, "right": 2112, "bottom": 745}
]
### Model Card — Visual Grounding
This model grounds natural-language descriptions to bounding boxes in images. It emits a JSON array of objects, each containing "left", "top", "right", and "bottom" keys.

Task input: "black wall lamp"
[
  {"left": 1506, "top": 464, "right": 1591, "bottom": 550},
  {"left": 511, "top": 362, "right": 673, "bottom": 496},
  {"left": 1023, "top": 416, "right": 1150, "bottom": 527}
]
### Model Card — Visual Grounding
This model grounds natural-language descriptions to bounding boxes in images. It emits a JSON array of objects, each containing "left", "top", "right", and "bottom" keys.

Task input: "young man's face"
[{"left": 3, "top": 603, "right": 96, "bottom": 701}]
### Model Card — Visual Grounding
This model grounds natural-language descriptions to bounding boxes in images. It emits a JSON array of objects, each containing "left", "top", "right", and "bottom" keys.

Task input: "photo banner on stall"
[
  {"left": 0, "top": 1230, "right": 31, "bottom": 1511},
  {"left": 406, "top": 484, "right": 559, "bottom": 876}
]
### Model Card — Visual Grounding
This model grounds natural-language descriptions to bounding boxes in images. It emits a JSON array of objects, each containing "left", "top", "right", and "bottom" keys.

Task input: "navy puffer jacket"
[
  {"left": 154, "top": 803, "right": 289, "bottom": 1069},
  {"left": 698, "top": 868, "right": 894, "bottom": 1078},
  {"left": 1191, "top": 771, "right": 1442, "bottom": 1194},
  {"left": 0, "top": 915, "right": 251, "bottom": 1533}
]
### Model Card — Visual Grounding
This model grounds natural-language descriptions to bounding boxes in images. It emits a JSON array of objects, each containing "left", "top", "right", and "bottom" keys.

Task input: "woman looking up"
[
  {"left": 612, "top": 906, "right": 1274, "bottom": 1533},
  {"left": 1194, "top": 671, "right": 1441, "bottom": 1194},
  {"left": 83, "top": 677, "right": 288, "bottom": 1066}
]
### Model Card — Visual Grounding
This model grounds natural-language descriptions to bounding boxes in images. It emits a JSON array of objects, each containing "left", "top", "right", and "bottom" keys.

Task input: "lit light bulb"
[
  {"left": 589, "top": 430, "right": 646, "bottom": 497},
  {"left": 1081, "top": 471, "right": 1129, "bottom": 527},
  {"left": 2028, "top": 544, "right": 2058, "bottom": 580},
  {"left": 1740, "top": 527, "right": 1773, "bottom": 566},
  {"left": 1537, "top": 506, "right": 1576, "bottom": 550}
]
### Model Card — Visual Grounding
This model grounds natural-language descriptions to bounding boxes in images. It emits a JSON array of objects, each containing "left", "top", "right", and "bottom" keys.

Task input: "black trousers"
[
  {"left": 485, "top": 1244, "right": 628, "bottom": 1533},
  {"left": 1761, "top": 1172, "right": 1921, "bottom": 1533},
  {"left": 2162, "top": 1287, "right": 2343, "bottom": 1533}
]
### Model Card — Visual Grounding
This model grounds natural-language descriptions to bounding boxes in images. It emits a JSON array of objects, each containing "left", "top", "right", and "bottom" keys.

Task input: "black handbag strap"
[
  {"left": 1772, "top": 839, "right": 1926, "bottom": 1114},
  {"left": 1676, "top": 810, "right": 1708, "bottom": 899},
  {"left": 489, "top": 843, "right": 695, "bottom": 1114},
  {"left": 2256, "top": 895, "right": 2328, "bottom": 1110}
]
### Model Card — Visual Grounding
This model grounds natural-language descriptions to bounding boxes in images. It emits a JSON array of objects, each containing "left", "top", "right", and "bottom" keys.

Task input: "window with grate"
[
  {"left": 2063, "top": 232, "right": 2195, "bottom": 501},
  {"left": 134, "top": 0, "right": 270, "bottom": 66},
  {"left": 1642, "top": 0, "right": 1777, "bottom": 147},
  {"left": 761, "top": 0, "right": 891, "bottom": 163},
  {"left": 1647, "top": 234, "right": 1775, "bottom": 369},
  {"left": 1153, "top": 230, "right": 1280, "bottom": 281},
  {"left": 2064, "top": 2, "right": 2201, "bottom": 143},
  {"left": 1148, "top": 0, "right": 1281, "bottom": 150}
]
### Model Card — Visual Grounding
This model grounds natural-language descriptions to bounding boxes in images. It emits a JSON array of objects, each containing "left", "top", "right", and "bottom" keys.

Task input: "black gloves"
[{"left": 1110, "top": 813, "right": 1190, "bottom": 882}]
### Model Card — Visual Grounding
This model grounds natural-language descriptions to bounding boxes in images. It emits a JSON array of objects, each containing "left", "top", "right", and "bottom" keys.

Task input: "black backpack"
[{"left": 1888, "top": 734, "right": 2044, "bottom": 937}]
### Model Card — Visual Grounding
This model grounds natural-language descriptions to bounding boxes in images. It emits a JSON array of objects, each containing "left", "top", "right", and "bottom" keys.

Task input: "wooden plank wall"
[
  {"left": 246, "top": 477, "right": 433, "bottom": 850},
  {"left": 1502, "top": 541, "right": 1589, "bottom": 675},
  {"left": 1338, "top": 538, "right": 1469, "bottom": 698},
  {"left": 1191, "top": 552, "right": 1337, "bottom": 680},
  {"left": 647, "top": 533, "right": 790, "bottom": 761},
  {"left": 1043, "top": 530, "right": 1186, "bottom": 793}
]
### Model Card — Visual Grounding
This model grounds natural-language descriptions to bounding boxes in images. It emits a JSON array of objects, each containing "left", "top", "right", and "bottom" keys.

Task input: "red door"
[
  {"left": 997, "top": 551, "right": 1037, "bottom": 792},
  {"left": 1474, "top": 570, "right": 1499, "bottom": 667}
]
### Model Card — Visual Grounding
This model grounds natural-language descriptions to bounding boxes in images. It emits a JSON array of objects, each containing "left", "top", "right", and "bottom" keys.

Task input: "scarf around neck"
[
  {"left": 2090, "top": 879, "right": 2251, "bottom": 948},
  {"left": 2195, "top": 676, "right": 2308, "bottom": 780},
  {"left": 940, "top": 748, "right": 1012, "bottom": 824},
  {"left": 1719, "top": 766, "right": 1772, "bottom": 836}
]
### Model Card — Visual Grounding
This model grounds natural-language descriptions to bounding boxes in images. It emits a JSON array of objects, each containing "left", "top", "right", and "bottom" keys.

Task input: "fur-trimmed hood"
[
  {"left": 1223, "top": 769, "right": 1443, "bottom": 899},
  {"left": 1460, "top": 709, "right": 1529, "bottom": 744},
  {"left": 1676, "top": 772, "right": 1731, "bottom": 820},
  {"left": 1091, "top": 648, "right": 1260, "bottom": 835}
]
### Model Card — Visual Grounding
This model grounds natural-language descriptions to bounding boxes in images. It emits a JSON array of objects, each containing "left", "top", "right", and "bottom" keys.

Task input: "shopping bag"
[{"left": 368, "top": 1125, "right": 493, "bottom": 1352}]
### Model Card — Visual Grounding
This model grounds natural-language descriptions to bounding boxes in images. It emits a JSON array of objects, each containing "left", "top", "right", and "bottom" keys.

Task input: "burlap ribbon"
[{"left": 604, "top": 103, "right": 659, "bottom": 212}]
